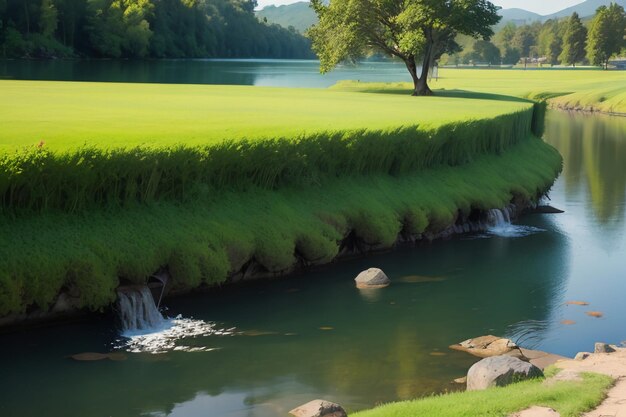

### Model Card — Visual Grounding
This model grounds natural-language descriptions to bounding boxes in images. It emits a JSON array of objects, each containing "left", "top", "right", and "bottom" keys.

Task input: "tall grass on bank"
[
  {"left": 0, "top": 109, "right": 536, "bottom": 213},
  {"left": 0, "top": 137, "right": 562, "bottom": 317}
]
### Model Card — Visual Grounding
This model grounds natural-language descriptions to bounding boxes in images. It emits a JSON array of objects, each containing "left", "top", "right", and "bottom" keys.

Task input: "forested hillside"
[{"left": 0, "top": 0, "right": 314, "bottom": 58}]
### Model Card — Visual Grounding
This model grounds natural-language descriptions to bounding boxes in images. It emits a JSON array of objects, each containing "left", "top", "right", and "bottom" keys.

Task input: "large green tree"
[
  {"left": 511, "top": 24, "right": 536, "bottom": 58},
  {"left": 308, "top": 0, "right": 500, "bottom": 96},
  {"left": 559, "top": 12, "right": 587, "bottom": 66},
  {"left": 587, "top": 3, "right": 626, "bottom": 69},
  {"left": 469, "top": 39, "right": 500, "bottom": 64},
  {"left": 537, "top": 19, "right": 563, "bottom": 65}
]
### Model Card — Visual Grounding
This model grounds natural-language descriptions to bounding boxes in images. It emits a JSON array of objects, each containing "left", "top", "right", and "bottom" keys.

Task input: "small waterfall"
[
  {"left": 114, "top": 286, "right": 232, "bottom": 353},
  {"left": 117, "top": 286, "right": 167, "bottom": 334},
  {"left": 485, "top": 204, "right": 543, "bottom": 238},
  {"left": 487, "top": 205, "right": 513, "bottom": 228}
]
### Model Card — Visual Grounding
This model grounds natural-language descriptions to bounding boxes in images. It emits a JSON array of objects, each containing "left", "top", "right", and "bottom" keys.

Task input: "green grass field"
[
  {"left": 0, "top": 136, "right": 561, "bottom": 315},
  {"left": 353, "top": 371, "right": 612, "bottom": 417},
  {"left": 1, "top": 69, "right": 587, "bottom": 315},
  {"left": 0, "top": 80, "right": 532, "bottom": 151},
  {"left": 335, "top": 68, "right": 626, "bottom": 114}
]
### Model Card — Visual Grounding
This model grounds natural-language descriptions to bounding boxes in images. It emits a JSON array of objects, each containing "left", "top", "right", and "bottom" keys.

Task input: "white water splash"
[
  {"left": 486, "top": 206, "right": 544, "bottom": 238},
  {"left": 115, "top": 286, "right": 235, "bottom": 354},
  {"left": 114, "top": 314, "right": 236, "bottom": 354}
]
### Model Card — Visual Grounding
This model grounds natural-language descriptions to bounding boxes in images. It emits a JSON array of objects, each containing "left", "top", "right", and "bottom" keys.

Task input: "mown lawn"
[
  {"left": 334, "top": 68, "right": 626, "bottom": 114},
  {"left": 352, "top": 371, "right": 612, "bottom": 417},
  {"left": 0, "top": 79, "right": 531, "bottom": 151}
]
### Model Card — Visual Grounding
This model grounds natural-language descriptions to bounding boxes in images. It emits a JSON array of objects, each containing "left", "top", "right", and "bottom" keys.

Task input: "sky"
[{"left": 256, "top": 0, "right": 586, "bottom": 15}]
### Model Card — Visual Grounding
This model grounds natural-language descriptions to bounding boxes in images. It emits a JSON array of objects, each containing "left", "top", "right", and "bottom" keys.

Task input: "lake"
[
  {"left": 0, "top": 60, "right": 624, "bottom": 417},
  {"left": 0, "top": 59, "right": 412, "bottom": 88}
]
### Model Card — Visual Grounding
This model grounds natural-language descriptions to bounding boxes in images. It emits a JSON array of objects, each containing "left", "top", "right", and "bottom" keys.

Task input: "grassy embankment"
[
  {"left": 0, "top": 79, "right": 560, "bottom": 317},
  {"left": 353, "top": 370, "right": 612, "bottom": 417},
  {"left": 334, "top": 68, "right": 626, "bottom": 115}
]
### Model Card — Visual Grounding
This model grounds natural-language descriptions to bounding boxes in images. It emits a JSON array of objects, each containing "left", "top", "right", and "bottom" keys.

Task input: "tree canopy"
[
  {"left": 587, "top": 3, "right": 626, "bottom": 69},
  {"left": 560, "top": 12, "right": 587, "bottom": 66},
  {"left": 308, "top": 0, "right": 500, "bottom": 96},
  {"left": 0, "top": 0, "right": 314, "bottom": 59}
]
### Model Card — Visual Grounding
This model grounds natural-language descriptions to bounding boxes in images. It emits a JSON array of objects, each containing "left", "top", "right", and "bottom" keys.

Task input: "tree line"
[
  {"left": 448, "top": 3, "right": 626, "bottom": 69},
  {"left": 0, "top": 0, "right": 314, "bottom": 59}
]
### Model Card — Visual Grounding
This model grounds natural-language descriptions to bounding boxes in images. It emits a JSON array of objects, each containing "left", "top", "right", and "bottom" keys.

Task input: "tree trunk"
[
  {"left": 415, "top": 43, "right": 434, "bottom": 96},
  {"left": 404, "top": 58, "right": 420, "bottom": 95}
]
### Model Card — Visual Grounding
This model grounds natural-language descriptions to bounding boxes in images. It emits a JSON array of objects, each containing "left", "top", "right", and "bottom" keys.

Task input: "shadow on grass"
[
  {"left": 435, "top": 89, "right": 532, "bottom": 103},
  {"left": 350, "top": 86, "right": 532, "bottom": 104},
  {"left": 342, "top": 83, "right": 573, "bottom": 105}
]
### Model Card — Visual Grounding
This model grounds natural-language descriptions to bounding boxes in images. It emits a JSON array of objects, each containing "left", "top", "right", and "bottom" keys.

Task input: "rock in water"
[
  {"left": 289, "top": 399, "right": 347, "bottom": 417},
  {"left": 466, "top": 355, "right": 543, "bottom": 391},
  {"left": 450, "top": 335, "right": 519, "bottom": 358},
  {"left": 355, "top": 268, "right": 390, "bottom": 289}
]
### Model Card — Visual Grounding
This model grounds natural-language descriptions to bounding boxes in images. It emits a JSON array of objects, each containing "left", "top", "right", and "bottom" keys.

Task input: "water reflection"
[
  {"left": 545, "top": 111, "right": 626, "bottom": 228},
  {"left": 0, "top": 59, "right": 411, "bottom": 88},
  {"left": 0, "top": 220, "right": 569, "bottom": 416}
]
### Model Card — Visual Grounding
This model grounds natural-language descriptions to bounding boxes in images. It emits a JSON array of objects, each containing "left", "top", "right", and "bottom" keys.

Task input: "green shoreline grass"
[
  {"left": 0, "top": 136, "right": 561, "bottom": 316},
  {"left": 352, "top": 371, "right": 612, "bottom": 417},
  {"left": 0, "top": 85, "right": 538, "bottom": 213},
  {"left": 333, "top": 68, "right": 626, "bottom": 115}
]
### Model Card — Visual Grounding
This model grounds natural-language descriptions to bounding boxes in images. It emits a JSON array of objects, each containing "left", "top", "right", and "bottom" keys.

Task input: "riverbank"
[
  {"left": 333, "top": 69, "right": 626, "bottom": 116},
  {"left": 352, "top": 370, "right": 611, "bottom": 417},
  {"left": 0, "top": 135, "right": 560, "bottom": 322},
  {"left": 352, "top": 345, "right": 626, "bottom": 417},
  {"left": 0, "top": 76, "right": 562, "bottom": 323}
]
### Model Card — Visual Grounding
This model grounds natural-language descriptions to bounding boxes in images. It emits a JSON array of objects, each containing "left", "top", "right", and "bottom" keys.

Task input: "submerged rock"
[
  {"left": 565, "top": 300, "right": 589, "bottom": 306},
  {"left": 289, "top": 399, "right": 347, "bottom": 417},
  {"left": 69, "top": 352, "right": 128, "bottom": 361},
  {"left": 355, "top": 268, "right": 390, "bottom": 289},
  {"left": 453, "top": 376, "right": 467, "bottom": 384},
  {"left": 466, "top": 355, "right": 543, "bottom": 391},
  {"left": 398, "top": 275, "right": 446, "bottom": 283},
  {"left": 450, "top": 335, "right": 519, "bottom": 358}
]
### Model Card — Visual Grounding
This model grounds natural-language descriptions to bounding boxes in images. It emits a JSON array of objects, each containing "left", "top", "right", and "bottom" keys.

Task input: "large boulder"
[
  {"left": 289, "top": 400, "right": 347, "bottom": 417},
  {"left": 450, "top": 335, "right": 519, "bottom": 358},
  {"left": 355, "top": 268, "right": 390, "bottom": 289},
  {"left": 467, "top": 355, "right": 543, "bottom": 391}
]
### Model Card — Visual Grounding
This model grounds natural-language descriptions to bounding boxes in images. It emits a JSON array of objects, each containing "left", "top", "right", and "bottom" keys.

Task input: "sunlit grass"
[
  {"left": 333, "top": 68, "right": 626, "bottom": 114},
  {"left": 0, "top": 80, "right": 531, "bottom": 151},
  {"left": 352, "top": 371, "right": 612, "bottom": 417}
]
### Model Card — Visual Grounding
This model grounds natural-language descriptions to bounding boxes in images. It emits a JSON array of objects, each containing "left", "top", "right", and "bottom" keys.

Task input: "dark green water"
[{"left": 0, "top": 63, "right": 625, "bottom": 417}]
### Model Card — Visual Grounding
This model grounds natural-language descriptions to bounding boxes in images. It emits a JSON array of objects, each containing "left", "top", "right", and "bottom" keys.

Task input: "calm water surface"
[
  {"left": 0, "top": 59, "right": 412, "bottom": 87},
  {"left": 0, "top": 62, "right": 624, "bottom": 417}
]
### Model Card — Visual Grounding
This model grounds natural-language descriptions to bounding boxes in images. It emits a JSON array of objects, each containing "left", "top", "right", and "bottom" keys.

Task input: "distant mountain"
[
  {"left": 544, "top": 0, "right": 626, "bottom": 20},
  {"left": 256, "top": 2, "right": 317, "bottom": 33},
  {"left": 257, "top": 0, "right": 626, "bottom": 34},
  {"left": 497, "top": 8, "right": 542, "bottom": 26}
]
